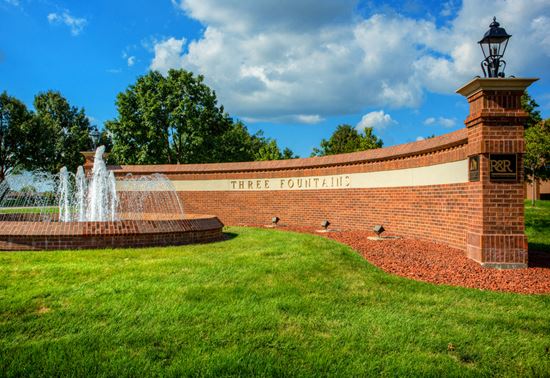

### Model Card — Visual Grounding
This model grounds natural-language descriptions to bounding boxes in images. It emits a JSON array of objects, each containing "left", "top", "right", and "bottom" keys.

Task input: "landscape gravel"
[{"left": 280, "top": 226, "right": 550, "bottom": 295}]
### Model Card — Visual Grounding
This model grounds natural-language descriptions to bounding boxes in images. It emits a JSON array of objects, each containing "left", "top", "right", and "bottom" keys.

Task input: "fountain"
[{"left": 0, "top": 147, "right": 224, "bottom": 251}]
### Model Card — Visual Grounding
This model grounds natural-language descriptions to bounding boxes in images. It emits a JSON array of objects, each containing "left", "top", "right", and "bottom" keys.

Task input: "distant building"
[{"left": 525, "top": 180, "right": 550, "bottom": 200}]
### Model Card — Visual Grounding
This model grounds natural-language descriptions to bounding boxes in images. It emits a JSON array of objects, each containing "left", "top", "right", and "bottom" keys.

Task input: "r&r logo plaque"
[{"left": 489, "top": 154, "right": 517, "bottom": 182}]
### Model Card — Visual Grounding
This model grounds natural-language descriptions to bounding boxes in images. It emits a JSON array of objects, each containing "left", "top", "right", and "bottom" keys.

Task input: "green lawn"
[
  {"left": 1, "top": 227, "right": 549, "bottom": 377},
  {"left": 526, "top": 200, "right": 550, "bottom": 252},
  {"left": 0, "top": 206, "right": 57, "bottom": 214}
]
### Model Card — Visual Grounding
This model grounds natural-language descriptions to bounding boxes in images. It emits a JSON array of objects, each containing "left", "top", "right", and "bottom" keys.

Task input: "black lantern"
[
  {"left": 90, "top": 127, "right": 100, "bottom": 150},
  {"left": 478, "top": 17, "right": 511, "bottom": 78}
]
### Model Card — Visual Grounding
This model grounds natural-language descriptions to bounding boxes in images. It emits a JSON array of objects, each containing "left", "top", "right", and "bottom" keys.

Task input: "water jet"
[{"left": 0, "top": 146, "right": 223, "bottom": 251}]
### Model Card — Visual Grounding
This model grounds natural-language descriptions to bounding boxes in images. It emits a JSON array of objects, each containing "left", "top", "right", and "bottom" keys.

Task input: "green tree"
[
  {"left": 106, "top": 71, "right": 169, "bottom": 164},
  {"left": 216, "top": 122, "right": 276, "bottom": 162},
  {"left": 255, "top": 140, "right": 283, "bottom": 161},
  {"left": 107, "top": 70, "right": 296, "bottom": 164},
  {"left": 107, "top": 70, "right": 232, "bottom": 165},
  {"left": 0, "top": 91, "right": 31, "bottom": 180},
  {"left": 32, "top": 91, "right": 92, "bottom": 173},
  {"left": 282, "top": 147, "right": 297, "bottom": 159},
  {"left": 311, "top": 124, "right": 383, "bottom": 157},
  {"left": 361, "top": 127, "right": 384, "bottom": 150},
  {"left": 525, "top": 119, "right": 550, "bottom": 206},
  {"left": 521, "top": 91, "right": 542, "bottom": 129}
]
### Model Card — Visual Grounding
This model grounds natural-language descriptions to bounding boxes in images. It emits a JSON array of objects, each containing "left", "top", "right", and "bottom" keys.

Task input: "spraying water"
[
  {"left": 87, "top": 146, "right": 117, "bottom": 221},
  {"left": 0, "top": 146, "right": 184, "bottom": 222},
  {"left": 58, "top": 167, "right": 72, "bottom": 222},
  {"left": 75, "top": 166, "right": 87, "bottom": 222}
]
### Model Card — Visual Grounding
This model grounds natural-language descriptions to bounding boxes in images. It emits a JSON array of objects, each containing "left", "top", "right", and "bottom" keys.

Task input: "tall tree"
[
  {"left": 521, "top": 91, "right": 542, "bottom": 129},
  {"left": 166, "top": 69, "right": 233, "bottom": 164},
  {"left": 0, "top": 92, "right": 31, "bottom": 180},
  {"left": 32, "top": 91, "right": 92, "bottom": 173},
  {"left": 254, "top": 140, "right": 285, "bottom": 161},
  {"left": 525, "top": 119, "right": 550, "bottom": 205},
  {"left": 217, "top": 122, "right": 267, "bottom": 162},
  {"left": 107, "top": 70, "right": 296, "bottom": 164},
  {"left": 311, "top": 125, "right": 383, "bottom": 157},
  {"left": 106, "top": 71, "right": 168, "bottom": 164},
  {"left": 107, "top": 70, "right": 231, "bottom": 164}
]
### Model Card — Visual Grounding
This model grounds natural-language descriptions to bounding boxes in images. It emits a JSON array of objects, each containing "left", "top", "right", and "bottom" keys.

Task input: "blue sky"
[{"left": 1, "top": 0, "right": 549, "bottom": 158}]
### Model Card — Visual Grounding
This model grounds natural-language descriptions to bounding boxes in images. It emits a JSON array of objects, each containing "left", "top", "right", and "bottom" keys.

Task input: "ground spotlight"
[
  {"left": 373, "top": 225, "right": 385, "bottom": 237},
  {"left": 321, "top": 220, "right": 330, "bottom": 230},
  {"left": 272, "top": 216, "right": 280, "bottom": 226}
]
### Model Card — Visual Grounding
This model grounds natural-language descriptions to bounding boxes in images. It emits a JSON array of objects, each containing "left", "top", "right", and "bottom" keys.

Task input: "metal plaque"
[
  {"left": 489, "top": 154, "right": 517, "bottom": 182},
  {"left": 469, "top": 155, "right": 480, "bottom": 182}
]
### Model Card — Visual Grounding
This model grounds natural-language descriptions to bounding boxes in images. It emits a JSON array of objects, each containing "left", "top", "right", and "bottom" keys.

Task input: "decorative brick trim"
[
  {"left": 0, "top": 215, "right": 224, "bottom": 251},
  {"left": 110, "top": 129, "right": 468, "bottom": 176}
]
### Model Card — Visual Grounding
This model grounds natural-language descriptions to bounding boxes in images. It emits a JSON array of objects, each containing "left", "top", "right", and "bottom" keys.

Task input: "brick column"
[
  {"left": 81, "top": 150, "right": 110, "bottom": 176},
  {"left": 457, "top": 78, "right": 537, "bottom": 268},
  {"left": 81, "top": 151, "right": 95, "bottom": 175}
]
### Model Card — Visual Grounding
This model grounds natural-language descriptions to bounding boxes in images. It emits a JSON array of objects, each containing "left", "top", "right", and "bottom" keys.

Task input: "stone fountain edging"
[{"left": 0, "top": 214, "right": 224, "bottom": 251}]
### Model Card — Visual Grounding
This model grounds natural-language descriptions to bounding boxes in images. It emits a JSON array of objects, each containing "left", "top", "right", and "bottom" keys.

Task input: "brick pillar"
[
  {"left": 81, "top": 151, "right": 95, "bottom": 175},
  {"left": 457, "top": 78, "right": 538, "bottom": 268}
]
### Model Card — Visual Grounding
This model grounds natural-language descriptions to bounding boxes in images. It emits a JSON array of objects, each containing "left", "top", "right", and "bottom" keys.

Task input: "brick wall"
[
  {"left": 111, "top": 78, "right": 537, "bottom": 268},
  {"left": 0, "top": 215, "right": 224, "bottom": 251},
  {"left": 114, "top": 130, "right": 471, "bottom": 251}
]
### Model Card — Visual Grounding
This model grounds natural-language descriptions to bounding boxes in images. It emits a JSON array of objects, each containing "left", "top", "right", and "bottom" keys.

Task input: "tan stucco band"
[{"left": 117, "top": 159, "right": 468, "bottom": 192}]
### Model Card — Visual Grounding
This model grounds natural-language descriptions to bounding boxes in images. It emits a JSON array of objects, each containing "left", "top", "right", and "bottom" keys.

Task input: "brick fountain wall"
[
  {"left": 112, "top": 78, "right": 537, "bottom": 268},
  {"left": 0, "top": 214, "right": 224, "bottom": 251}
]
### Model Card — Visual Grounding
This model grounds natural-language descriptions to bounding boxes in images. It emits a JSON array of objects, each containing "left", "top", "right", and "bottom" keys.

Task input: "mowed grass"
[
  {"left": 1, "top": 228, "right": 549, "bottom": 377},
  {"left": 0, "top": 207, "right": 57, "bottom": 214},
  {"left": 525, "top": 200, "right": 550, "bottom": 252}
]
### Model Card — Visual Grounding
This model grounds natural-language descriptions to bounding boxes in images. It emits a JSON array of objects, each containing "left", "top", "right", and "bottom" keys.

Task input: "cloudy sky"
[{"left": 1, "top": 0, "right": 549, "bottom": 157}]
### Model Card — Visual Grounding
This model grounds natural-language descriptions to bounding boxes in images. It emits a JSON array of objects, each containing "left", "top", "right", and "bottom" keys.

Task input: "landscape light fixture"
[
  {"left": 373, "top": 225, "right": 385, "bottom": 237},
  {"left": 478, "top": 17, "right": 511, "bottom": 78},
  {"left": 90, "top": 127, "right": 100, "bottom": 150},
  {"left": 321, "top": 220, "right": 330, "bottom": 230},
  {"left": 272, "top": 216, "right": 279, "bottom": 225}
]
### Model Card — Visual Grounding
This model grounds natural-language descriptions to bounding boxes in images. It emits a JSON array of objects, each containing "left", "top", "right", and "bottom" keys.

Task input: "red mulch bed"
[{"left": 276, "top": 226, "right": 550, "bottom": 295}]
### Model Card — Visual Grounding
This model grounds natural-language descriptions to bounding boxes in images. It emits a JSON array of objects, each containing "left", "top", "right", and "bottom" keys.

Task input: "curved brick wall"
[
  {"left": 113, "top": 129, "right": 471, "bottom": 251},
  {"left": 0, "top": 214, "right": 224, "bottom": 251},
  {"left": 98, "top": 78, "right": 538, "bottom": 268}
]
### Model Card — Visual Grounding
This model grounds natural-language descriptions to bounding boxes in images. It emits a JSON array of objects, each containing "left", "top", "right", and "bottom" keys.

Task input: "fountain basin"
[{"left": 0, "top": 214, "right": 224, "bottom": 251}]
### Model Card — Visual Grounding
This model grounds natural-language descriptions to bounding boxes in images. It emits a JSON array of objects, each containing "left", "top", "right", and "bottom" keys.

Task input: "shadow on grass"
[
  {"left": 529, "top": 242, "right": 550, "bottom": 253},
  {"left": 222, "top": 232, "right": 239, "bottom": 241},
  {"left": 529, "top": 250, "right": 550, "bottom": 268}
]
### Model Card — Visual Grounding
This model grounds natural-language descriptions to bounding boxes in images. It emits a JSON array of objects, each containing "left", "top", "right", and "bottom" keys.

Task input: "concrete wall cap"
[
  {"left": 456, "top": 77, "right": 538, "bottom": 98},
  {"left": 109, "top": 129, "right": 467, "bottom": 175}
]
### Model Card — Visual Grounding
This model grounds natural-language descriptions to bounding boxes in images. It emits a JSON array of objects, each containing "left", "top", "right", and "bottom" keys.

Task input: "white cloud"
[
  {"left": 153, "top": 0, "right": 550, "bottom": 123},
  {"left": 296, "top": 115, "right": 324, "bottom": 124},
  {"left": 150, "top": 37, "right": 186, "bottom": 74},
  {"left": 440, "top": 1, "right": 457, "bottom": 17},
  {"left": 47, "top": 11, "right": 87, "bottom": 36},
  {"left": 127, "top": 56, "right": 136, "bottom": 67},
  {"left": 242, "top": 114, "right": 324, "bottom": 124},
  {"left": 424, "top": 117, "right": 436, "bottom": 126},
  {"left": 356, "top": 110, "right": 396, "bottom": 131},
  {"left": 424, "top": 116, "right": 457, "bottom": 128},
  {"left": 439, "top": 117, "right": 457, "bottom": 128}
]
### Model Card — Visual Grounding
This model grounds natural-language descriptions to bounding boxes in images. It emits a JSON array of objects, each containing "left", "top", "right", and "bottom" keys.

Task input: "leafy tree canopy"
[
  {"left": 107, "top": 69, "right": 296, "bottom": 164},
  {"left": 525, "top": 118, "right": 550, "bottom": 182},
  {"left": 311, "top": 124, "right": 383, "bottom": 157},
  {"left": 521, "top": 91, "right": 543, "bottom": 129},
  {"left": 31, "top": 91, "right": 92, "bottom": 173},
  {"left": 0, "top": 91, "right": 31, "bottom": 180}
]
